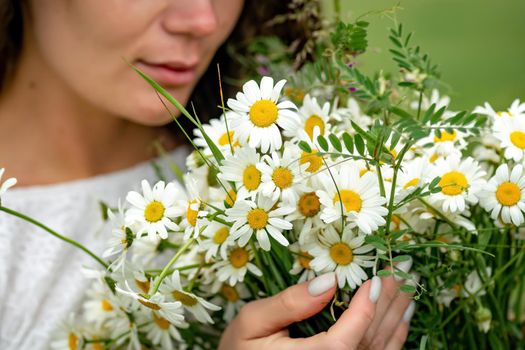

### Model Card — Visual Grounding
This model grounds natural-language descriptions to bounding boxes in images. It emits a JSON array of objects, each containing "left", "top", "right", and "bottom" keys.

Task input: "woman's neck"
[{"left": 0, "top": 40, "right": 179, "bottom": 187}]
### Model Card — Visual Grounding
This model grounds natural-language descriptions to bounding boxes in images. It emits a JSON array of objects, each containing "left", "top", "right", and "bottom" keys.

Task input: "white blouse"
[{"left": 0, "top": 148, "right": 188, "bottom": 349}]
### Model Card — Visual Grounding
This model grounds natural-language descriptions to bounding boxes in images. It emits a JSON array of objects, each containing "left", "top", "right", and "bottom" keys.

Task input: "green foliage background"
[{"left": 330, "top": 0, "right": 525, "bottom": 110}]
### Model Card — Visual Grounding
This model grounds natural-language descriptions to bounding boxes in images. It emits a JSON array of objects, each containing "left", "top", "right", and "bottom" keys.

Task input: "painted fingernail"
[
  {"left": 308, "top": 272, "right": 336, "bottom": 296},
  {"left": 403, "top": 301, "right": 416, "bottom": 322},
  {"left": 369, "top": 276, "right": 381, "bottom": 303},
  {"left": 394, "top": 257, "right": 413, "bottom": 281}
]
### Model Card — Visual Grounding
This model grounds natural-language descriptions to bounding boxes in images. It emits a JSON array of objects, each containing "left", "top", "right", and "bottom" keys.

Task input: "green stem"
[
  {"left": 250, "top": 240, "right": 271, "bottom": 294},
  {"left": 150, "top": 237, "right": 196, "bottom": 296},
  {"left": 0, "top": 206, "right": 108, "bottom": 269}
]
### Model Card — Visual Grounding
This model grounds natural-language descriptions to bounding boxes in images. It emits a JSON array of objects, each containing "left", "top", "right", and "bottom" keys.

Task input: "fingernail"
[
  {"left": 394, "top": 257, "right": 413, "bottom": 281},
  {"left": 369, "top": 276, "right": 381, "bottom": 303},
  {"left": 403, "top": 301, "right": 416, "bottom": 322},
  {"left": 308, "top": 272, "right": 336, "bottom": 296}
]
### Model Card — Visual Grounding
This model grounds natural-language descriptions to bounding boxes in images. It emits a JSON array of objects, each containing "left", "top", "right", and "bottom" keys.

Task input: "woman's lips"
[{"left": 135, "top": 60, "right": 197, "bottom": 86}]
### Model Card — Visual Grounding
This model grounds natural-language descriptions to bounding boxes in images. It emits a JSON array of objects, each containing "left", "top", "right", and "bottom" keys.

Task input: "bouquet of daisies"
[{"left": 2, "top": 13, "right": 525, "bottom": 350}]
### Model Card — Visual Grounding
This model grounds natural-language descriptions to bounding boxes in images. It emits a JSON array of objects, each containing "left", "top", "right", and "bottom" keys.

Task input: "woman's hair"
[{"left": 0, "top": 0, "right": 321, "bottom": 122}]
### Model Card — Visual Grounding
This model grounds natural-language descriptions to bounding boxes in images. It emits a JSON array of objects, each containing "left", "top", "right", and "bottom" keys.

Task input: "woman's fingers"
[
  {"left": 375, "top": 275, "right": 417, "bottom": 342},
  {"left": 326, "top": 276, "right": 381, "bottom": 349},
  {"left": 384, "top": 306, "right": 414, "bottom": 350},
  {"left": 363, "top": 258, "right": 413, "bottom": 344},
  {"left": 233, "top": 272, "right": 337, "bottom": 339}
]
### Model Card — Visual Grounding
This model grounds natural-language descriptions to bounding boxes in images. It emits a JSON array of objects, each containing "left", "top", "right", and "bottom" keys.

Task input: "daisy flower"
[
  {"left": 227, "top": 76, "right": 299, "bottom": 152},
  {"left": 395, "top": 158, "right": 430, "bottom": 202},
  {"left": 474, "top": 99, "right": 525, "bottom": 120},
  {"left": 116, "top": 282, "right": 187, "bottom": 328},
  {"left": 160, "top": 270, "right": 221, "bottom": 324},
  {"left": 430, "top": 154, "right": 486, "bottom": 213},
  {"left": 141, "top": 311, "right": 183, "bottom": 348},
  {"left": 493, "top": 117, "right": 525, "bottom": 161},
  {"left": 330, "top": 98, "right": 373, "bottom": 132},
  {"left": 257, "top": 144, "right": 308, "bottom": 202},
  {"left": 199, "top": 220, "right": 234, "bottom": 261},
  {"left": 219, "top": 147, "right": 262, "bottom": 200},
  {"left": 287, "top": 93, "right": 331, "bottom": 141},
  {"left": 193, "top": 112, "right": 242, "bottom": 156},
  {"left": 210, "top": 281, "right": 250, "bottom": 322},
  {"left": 418, "top": 127, "right": 467, "bottom": 157},
  {"left": 125, "top": 180, "right": 180, "bottom": 241},
  {"left": 0, "top": 167, "right": 16, "bottom": 201},
  {"left": 214, "top": 244, "right": 262, "bottom": 286},
  {"left": 316, "top": 162, "right": 388, "bottom": 234},
  {"left": 226, "top": 195, "right": 294, "bottom": 250},
  {"left": 50, "top": 313, "right": 83, "bottom": 350},
  {"left": 480, "top": 163, "right": 525, "bottom": 226},
  {"left": 289, "top": 242, "right": 316, "bottom": 283},
  {"left": 83, "top": 280, "right": 121, "bottom": 329},
  {"left": 172, "top": 175, "right": 208, "bottom": 240},
  {"left": 285, "top": 187, "right": 325, "bottom": 244},
  {"left": 309, "top": 226, "right": 376, "bottom": 289}
]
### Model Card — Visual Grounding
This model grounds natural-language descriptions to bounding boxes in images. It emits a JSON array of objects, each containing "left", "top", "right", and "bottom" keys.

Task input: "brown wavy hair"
[{"left": 0, "top": 0, "right": 321, "bottom": 122}]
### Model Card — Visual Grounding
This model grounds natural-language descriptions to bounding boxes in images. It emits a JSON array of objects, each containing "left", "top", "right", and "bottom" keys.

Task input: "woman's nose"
[{"left": 161, "top": 0, "right": 219, "bottom": 37}]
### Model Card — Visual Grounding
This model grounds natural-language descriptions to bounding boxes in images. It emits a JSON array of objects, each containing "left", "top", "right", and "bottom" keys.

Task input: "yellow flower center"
[
  {"left": 135, "top": 279, "right": 151, "bottom": 294},
  {"left": 221, "top": 284, "right": 240, "bottom": 302},
  {"left": 298, "top": 192, "right": 321, "bottom": 217},
  {"left": 249, "top": 99, "right": 278, "bottom": 127},
  {"left": 390, "top": 149, "right": 398, "bottom": 159},
  {"left": 272, "top": 167, "right": 294, "bottom": 189},
  {"left": 218, "top": 131, "right": 239, "bottom": 147},
  {"left": 304, "top": 115, "right": 325, "bottom": 139},
  {"left": 68, "top": 333, "right": 78, "bottom": 350},
  {"left": 101, "top": 299, "right": 113, "bottom": 312},
  {"left": 333, "top": 189, "right": 362, "bottom": 213},
  {"left": 434, "top": 130, "right": 457, "bottom": 143},
  {"left": 329, "top": 242, "right": 353, "bottom": 265},
  {"left": 439, "top": 171, "right": 468, "bottom": 196},
  {"left": 186, "top": 200, "right": 199, "bottom": 227},
  {"left": 225, "top": 189, "right": 237, "bottom": 207},
  {"left": 172, "top": 290, "right": 198, "bottom": 306},
  {"left": 300, "top": 150, "right": 323, "bottom": 173},
  {"left": 510, "top": 131, "right": 525, "bottom": 149},
  {"left": 213, "top": 227, "right": 230, "bottom": 244},
  {"left": 284, "top": 86, "right": 305, "bottom": 102},
  {"left": 243, "top": 165, "right": 262, "bottom": 191},
  {"left": 229, "top": 247, "right": 249, "bottom": 268},
  {"left": 247, "top": 208, "right": 269, "bottom": 230},
  {"left": 496, "top": 181, "right": 521, "bottom": 206},
  {"left": 153, "top": 313, "right": 171, "bottom": 330},
  {"left": 92, "top": 342, "right": 104, "bottom": 350},
  {"left": 298, "top": 251, "right": 313, "bottom": 269},
  {"left": 403, "top": 178, "right": 420, "bottom": 189},
  {"left": 138, "top": 298, "right": 161, "bottom": 310},
  {"left": 144, "top": 201, "right": 165, "bottom": 223}
]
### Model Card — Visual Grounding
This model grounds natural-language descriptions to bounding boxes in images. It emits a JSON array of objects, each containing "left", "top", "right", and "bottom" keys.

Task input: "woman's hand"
[{"left": 218, "top": 268, "right": 415, "bottom": 350}]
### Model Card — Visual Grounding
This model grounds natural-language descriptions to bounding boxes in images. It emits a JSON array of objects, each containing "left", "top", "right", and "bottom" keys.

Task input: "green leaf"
[
  {"left": 389, "top": 106, "right": 415, "bottom": 120},
  {"left": 400, "top": 284, "right": 417, "bottom": 293},
  {"left": 378, "top": 270, "right": 393, "bottom": 278},
  {"left": 342, "top": 132, "right": 354, "bottom": 153},
  {"left": 298, "top": 141, "right": 312, "bottom": 153},
  {"left": 392, "top": 255, "right": 412, "bottom": 262},
  {"left": 317, "top": 135, "right": 329, "bottom": 152},
  {"left": 328, "top": 134, "right": 342, "bottom": 152},
  {"left": 354, "top": 134, "right": 365, "bottom": 156}
]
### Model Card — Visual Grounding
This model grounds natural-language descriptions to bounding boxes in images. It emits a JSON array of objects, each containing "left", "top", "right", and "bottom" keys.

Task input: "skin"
[
  {"left": 219, "top": 272, "right": 412, "bottom": 350},
  {"left": 0, "top": 0, "right": 243, "bottom": 185},
  {"left": 0, "top": 1, "right": 411, "bottom": 348}
]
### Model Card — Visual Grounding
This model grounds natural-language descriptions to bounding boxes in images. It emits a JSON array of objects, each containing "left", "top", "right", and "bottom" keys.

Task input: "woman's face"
[{"left": 27, "top": 0, "right": 244, "bottom": 125}]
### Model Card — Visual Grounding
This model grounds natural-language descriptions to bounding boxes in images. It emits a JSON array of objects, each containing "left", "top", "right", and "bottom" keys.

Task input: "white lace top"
[{"left": 0, "top": 148, "right": 188, "bottom": 349}]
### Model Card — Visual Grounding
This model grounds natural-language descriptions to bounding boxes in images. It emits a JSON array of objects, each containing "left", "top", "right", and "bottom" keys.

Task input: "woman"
[{"left": 0, "top": 1, "right": 413, "bottom": 349}]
